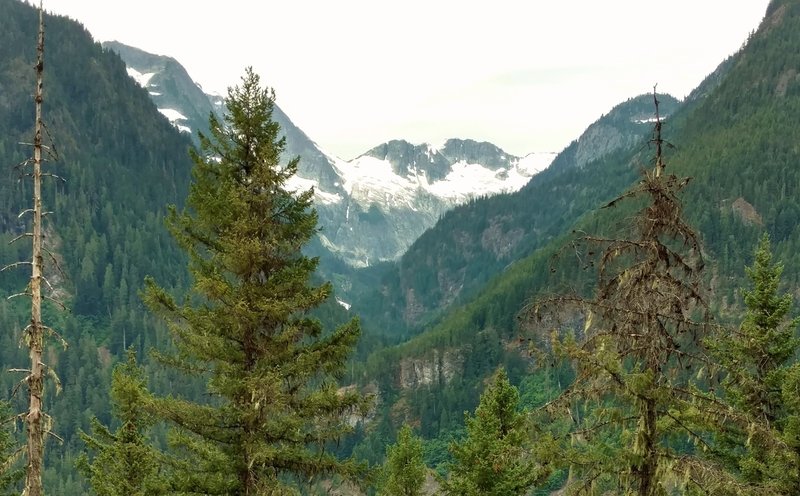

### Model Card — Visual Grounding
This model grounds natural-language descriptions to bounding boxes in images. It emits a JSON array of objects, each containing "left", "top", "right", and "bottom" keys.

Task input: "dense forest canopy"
[{"left": 1, "top": 0, "right": 799, "bottom": 494}]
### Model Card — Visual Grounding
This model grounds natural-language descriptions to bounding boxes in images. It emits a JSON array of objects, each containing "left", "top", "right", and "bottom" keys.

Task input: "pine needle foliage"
[
  {"left": 377, "top": 425, "right": 426, "bottom": 496},
  {"left": 77, "top": 349, "right": 166, "bottom": 496},
  {"left": 712, "top": 234, "right": 800, "bottom": 425},
  {"left": 143, "top": 68, "right": 370, "bottom": 495},
  {"left": 703, "top": 234, "right": 800, "bottom": 494},
  {"left": 527, "top": 93, "right": 717, "bottom": 495},
  {"left": 439, "top": 369, "right": 547, "bottom": 496},
  {"left": 0, "top": 401, "right": 22, "bottom": 496}
]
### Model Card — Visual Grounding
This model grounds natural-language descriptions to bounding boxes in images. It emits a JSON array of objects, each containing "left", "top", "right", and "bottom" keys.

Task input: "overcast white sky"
[{"left": 47, "top": 1, "right": 770, "bottom": 160}]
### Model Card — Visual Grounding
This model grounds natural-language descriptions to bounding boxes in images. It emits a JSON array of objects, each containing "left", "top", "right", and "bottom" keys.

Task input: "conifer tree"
[
  {"left": 377, "top": 425, "right": 426, "bottom": 496},
  {"left": 25, "top": 13, "right": 48, "bottom": 494},
  {"left": 713, "top": 234, "right": 799, "bottom": 426},
  {"left": 705, "top": 234, "right": 800, "bottom": 493},
  {"left": 528, "top": 92, "right": 718, "bottom": 495},
  {"left": 77, "top": 349, "right": 166, "bottom": 496},
  {"left": 143, "top": 68, "right": 369, "bottom": 495},
  {"left": 440, "top": 369, "right": 545, "bottom": 496}
]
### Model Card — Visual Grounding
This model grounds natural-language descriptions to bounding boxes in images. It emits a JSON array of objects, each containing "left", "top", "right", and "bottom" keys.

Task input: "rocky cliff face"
[
  {"left": 102, "top": 41, "right": 345, "bottom": 196},
  {"left": 103, "top": 41, "right": 220, "bottom": 135},
  {"left": 398, "top": 349, "right": 463, "bottom": 389},
  {"left": 566, "top": 93, "right": 681, "bottom": 169}
]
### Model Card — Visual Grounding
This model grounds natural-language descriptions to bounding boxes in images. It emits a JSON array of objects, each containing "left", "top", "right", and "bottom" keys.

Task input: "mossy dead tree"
[
  {"left": 4, "top": 4, "right": 66, "bottom": 495},
  {"left": 525, "top": 89, "right": 738, "bottom": 495}
]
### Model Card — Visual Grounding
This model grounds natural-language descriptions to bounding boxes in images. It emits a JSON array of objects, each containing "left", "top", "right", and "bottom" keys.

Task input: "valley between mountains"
[{"left": 2, "top": 1, "right": 800, "bottom": 494}]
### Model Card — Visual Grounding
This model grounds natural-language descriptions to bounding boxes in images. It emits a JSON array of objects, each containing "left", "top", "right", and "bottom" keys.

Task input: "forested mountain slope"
[
  {"left": 347, "top": 94, "right": 681, "bottom": 337},
  {"left": 0, "top": 0, "right": 194, "bottom": 314},
  {"left": 350, "top": 0, "right": 800, "bottom": 467},
  {"left": 0, "top": 2, "right": 203, "bottom": 492}
]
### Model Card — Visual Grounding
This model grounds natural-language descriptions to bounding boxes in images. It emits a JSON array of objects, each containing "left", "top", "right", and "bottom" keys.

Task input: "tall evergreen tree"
[
  {"left": 377, "top": 425, "right": 426, "bottom": 496},
  {"left": 705, "top": 234, "right": 800, "bottom": 493},
  {"left": 714, "top": 234, "right": 800, "bottom": 426},
  {"left": 77, "top": 349, "right": 165, "bottom": 496},
  {"left": 439, "top": 369, "right": 545, "bottom": 496},
  {"left": 143, "top": 68, "right": 369, "bottom": 495}
]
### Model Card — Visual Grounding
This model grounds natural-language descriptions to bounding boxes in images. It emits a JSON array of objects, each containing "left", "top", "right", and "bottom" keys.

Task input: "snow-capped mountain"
[
  {"left": 103, "top": 42, "right": 347, "bottom": 196},
  {"left": 103, "top": 42, "right": 555, "bottom": 267},
  {"left": 343, "top": 139, "right": 551, "bottom": 205},
  {"left": 104, "top": 41, "right": 219, "bottom": 135},
  {"left": 313, "top": 140, "right": 554, "bottom": 266}
]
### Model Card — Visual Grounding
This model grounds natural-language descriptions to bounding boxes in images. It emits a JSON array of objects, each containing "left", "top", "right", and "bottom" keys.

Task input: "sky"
[{"left": 47, "top": 1, "right": 771, "bottom": 160}]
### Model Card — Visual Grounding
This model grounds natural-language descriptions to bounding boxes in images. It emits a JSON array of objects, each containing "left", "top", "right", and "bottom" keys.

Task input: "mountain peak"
[
  {"left": 552, "top": 92, "right": 681, "bottom": 170},
  {"left": 439, "top": 138, "right": 516, "bottom": 170},
  {"left": 103, "top": 40, "right": 217, "bottom": 135},
  {"left": 361, "top": 139, "right": 452, "bottom": 181},
  {"left": 359, "top": 137, "right": 541, "bottom": 183}
]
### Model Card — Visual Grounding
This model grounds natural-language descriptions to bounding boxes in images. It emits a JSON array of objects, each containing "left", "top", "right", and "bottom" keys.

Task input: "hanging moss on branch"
[{"left": 524, "top": 90, "right": 729, "bottom": 495}]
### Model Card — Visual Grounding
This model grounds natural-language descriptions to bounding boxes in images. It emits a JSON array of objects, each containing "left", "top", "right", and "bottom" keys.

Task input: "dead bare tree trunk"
[
  {"left": 3, "top": 3, "right": 66, "bottom": 493},
  {"left": 25, "top": 6, "right": 46, "bottom": 495}
]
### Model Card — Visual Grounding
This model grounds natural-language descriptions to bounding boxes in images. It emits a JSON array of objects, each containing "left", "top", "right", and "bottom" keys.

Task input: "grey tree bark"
[{"left": 25, "top": 6, "right": 46, "bottom": 495}]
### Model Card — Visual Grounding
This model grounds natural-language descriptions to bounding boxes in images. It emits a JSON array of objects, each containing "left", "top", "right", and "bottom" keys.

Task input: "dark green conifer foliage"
[
  {"left": 143, "top": 68, "right": 369, "bottom": 495},
  {"left": 0, "top": 401, "right": 23, "bottom": 496},
  {"left": 705, "top": 234, "right": 800, "bottom": 493},
  {"left": 714, "top": 234, "right": 799, "bottom": 425},
  {"left": 77, "top": 349, "right": 165, "bottom": 496},
  {"left": 439, "top": 369, "right": 545, "bottom": 496},
  {"left": 377, "top": 425, "right": 425, "bottom": 496}
]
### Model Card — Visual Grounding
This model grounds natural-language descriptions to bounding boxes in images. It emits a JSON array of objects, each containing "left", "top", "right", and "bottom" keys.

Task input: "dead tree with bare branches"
[
  {"left": 4, "top": 5, "right": 66, "bottom": 495},
  {"left": 523, "top": 90, "right": 739, "bottom": 495}
]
